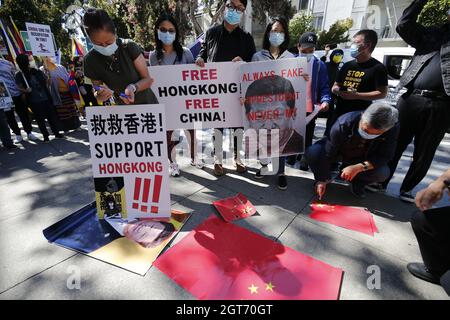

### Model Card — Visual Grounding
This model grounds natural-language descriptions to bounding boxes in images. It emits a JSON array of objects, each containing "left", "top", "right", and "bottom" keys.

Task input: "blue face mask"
[
  {"left": 350, "top": 43, "right": 362, "bottom": 58},
  {"left": 158, "top": 30, "right": 176, "bottom": 45},
  {"left": 358, "top": 127, "right": 380, "bottom": 140},
  {"left": 300, "top": 52, "right": 314, "bottom": 62},
  {"left": 224, "top": 8, "right": 243, "bottom": 25},
  {"left": 93, "top": 42, "right": 118, "bottom": 56},
  {"left": 269, "top": 32, "right": 285, "bottom": 47}
]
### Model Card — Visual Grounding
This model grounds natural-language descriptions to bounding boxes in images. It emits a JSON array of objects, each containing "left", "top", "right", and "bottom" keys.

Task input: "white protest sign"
[
  {"left": 86, "top": 104, "right": 170, "bottom": 220},
  {"left": 240, "top": 58, "right": 308, "bottom": 159},
  {"left": 149, "top": 62, "right": 243, "bottom": 130},
  {"left": 25, "top": 22, "right": 55, "bottom": 57}
]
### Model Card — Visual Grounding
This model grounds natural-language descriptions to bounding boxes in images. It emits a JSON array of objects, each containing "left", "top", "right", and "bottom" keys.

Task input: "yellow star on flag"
[
  {"left": 265, "top": 282, "right": 275, "bottom": 292},
  {"left": 248, "top": 284, "right": 258, "bottom": 294},
  {"left": 243, "top": 206, "right": 253, "bottom": 214},
  {"left": 316, "top": 204, "right": 326, "bottom": 208}
]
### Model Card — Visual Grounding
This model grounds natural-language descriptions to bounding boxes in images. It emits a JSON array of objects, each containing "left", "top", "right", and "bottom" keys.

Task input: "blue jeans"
[{"left": 305, "top": 141, "right": 390, "bottom": 186}]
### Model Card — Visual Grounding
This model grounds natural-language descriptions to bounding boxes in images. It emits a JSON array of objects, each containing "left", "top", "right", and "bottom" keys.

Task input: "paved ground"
[{"left": 0, "top": 119, "right": 448, "bottom": 300}]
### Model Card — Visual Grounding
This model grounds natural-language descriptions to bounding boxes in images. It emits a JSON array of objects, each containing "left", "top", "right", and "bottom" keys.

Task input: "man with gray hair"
[{"left": 305, "top": 103, "right": 399, "bottom": 199}]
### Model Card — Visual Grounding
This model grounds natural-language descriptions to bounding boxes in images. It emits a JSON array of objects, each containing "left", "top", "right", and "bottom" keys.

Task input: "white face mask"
[
  {"left": 300, "top": 52, "right": 314, "bottom": 62},
  {"left": 358, "top": 127, "right": 381, "bottom": 140},
  {"left": 93, "top": 41, "right": 118, "bottom": 56},
  {"left": 29, "top": 60, "right": 38, "bottom": 69}
]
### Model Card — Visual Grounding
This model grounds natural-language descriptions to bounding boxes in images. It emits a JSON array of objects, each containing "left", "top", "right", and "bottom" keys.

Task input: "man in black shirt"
[
  {"left": 374, "top": 1, "right": 450, "bottom": 203},
  {"left": 196, "top": 0, "right": 256, "bottom": 176},
  {"left": 331, "top": 30, "right": 388, "bottom": 126}
]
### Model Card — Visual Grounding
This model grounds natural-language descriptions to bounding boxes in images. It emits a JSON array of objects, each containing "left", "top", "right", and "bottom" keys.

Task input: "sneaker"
[
  {"left": 299, "top": 156, "right": 309, "bottom": 171},
  {"left": 407, "top": 263, "right": 441, "bottom": 285},
  {"left": 214, "top": 163, "right": 225, "bottom": 177},
  {"left": 350, "top": 182, "right": 366, "bottom": 199},
  {"left": 190, "top": 159, "right": 204, "bottom": 169},
  {"left": 286, "top": 155, "right": 297, "bottom": 166},
  {"left": 169, "top": 162, "right": 180, "bottom": 177},
  {"left": 15, "top": 135, "right": 23, "bottom": 143},
  {"left": 235, "top": 161, "right": 247, "bottom": 173},
  {"left": 27, "top": 133, "right": 38, "bottom": 141},
  {"left": 365, "top": 183, "right": 387, "bottom": 193},
  {"left": 400, "top": 191, "right": 415, "bottom": 203},
  {"left": 255, "top": 169, "right": 264, "bottom": 179},
  {"left": 277, "top": 175, "right": 288, "bottom": 190}
]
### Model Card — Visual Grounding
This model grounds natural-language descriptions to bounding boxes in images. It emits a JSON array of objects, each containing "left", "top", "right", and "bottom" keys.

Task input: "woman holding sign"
[
  {"left": 149, "top": 13, "right": 202, "bottom": 177},
  {"left": 251, "top": 18, "right": 295, "bottom": 191},
  {"left": 82, "top": 8, "right": 158, "bottom": 106}
]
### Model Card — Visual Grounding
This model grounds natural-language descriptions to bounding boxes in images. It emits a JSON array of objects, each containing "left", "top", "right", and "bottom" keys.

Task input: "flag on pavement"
[{"left": 213, "top": 193, "right": 257, "bottom": 222}]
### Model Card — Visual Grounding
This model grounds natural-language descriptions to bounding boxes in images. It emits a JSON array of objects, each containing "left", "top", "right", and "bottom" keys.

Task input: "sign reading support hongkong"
[
  {"left": 240, "top": 58, "right": 308, "bottom": 159},
  {"left": 25, "top": 22, "right": 55, "bottom": 57},
  {"left": 149, "top": 62, "right": 242, "bottom": 130},
  {"left": 86, "top": 104, "right": 170, "bottom": 220}
]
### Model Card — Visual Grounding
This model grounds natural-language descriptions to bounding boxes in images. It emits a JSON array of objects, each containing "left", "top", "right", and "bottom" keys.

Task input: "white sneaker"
[
  {"left": 169, "top": 162, "right": 180, "bottom": 177},
  {"left": 27, "top": 133, "right": 38, "bottom": 141},
  {"left": 15, "top": 135, "right": 23, "bottom": 143},
  {"left": 191, "top": 159, "right": 204, "bottom": 169}
]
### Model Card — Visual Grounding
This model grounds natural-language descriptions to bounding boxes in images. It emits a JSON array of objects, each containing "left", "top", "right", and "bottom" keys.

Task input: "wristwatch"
[{"left": 361, "top": 162, "right": 369, "bottom": 171}]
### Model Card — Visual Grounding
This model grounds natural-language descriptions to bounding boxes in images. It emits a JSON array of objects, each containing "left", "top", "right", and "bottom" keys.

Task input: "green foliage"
[
  {"left": 316, "top": 18, "right": 353, "bottom": 50},
  {"left": 251, "top": 0, "right": 296, "bottom": 25},
  {"left": 288, "top": 12, "right": 314, "bottom": 47},
  {"left": 418, "top": 0, "right": 449, "bottom": 27}
]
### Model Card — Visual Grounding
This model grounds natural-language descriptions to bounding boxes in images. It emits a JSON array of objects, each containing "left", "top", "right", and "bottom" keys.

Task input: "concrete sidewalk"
[{"left": 0, "top": 120, "right": 448, "bottom": 300}]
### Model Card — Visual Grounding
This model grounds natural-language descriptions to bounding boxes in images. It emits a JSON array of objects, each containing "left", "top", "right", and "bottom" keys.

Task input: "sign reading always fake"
[
  {"left": 86, "top": 104, "right": 170, "bottom": 220},
  {"left": 149, "top": 62, "right": 242, "bottom": 130},
  {"left": 25, "top": 22, "right": 55, "bottom": 57}
]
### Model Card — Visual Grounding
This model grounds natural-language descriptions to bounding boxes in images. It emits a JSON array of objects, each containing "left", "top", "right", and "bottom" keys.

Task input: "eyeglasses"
[
  {"left": 225, "top": 3, "right": 246, "bottom": 13},
  {"left": 159, "top": 27, "right": 176, "bottom": 33}
]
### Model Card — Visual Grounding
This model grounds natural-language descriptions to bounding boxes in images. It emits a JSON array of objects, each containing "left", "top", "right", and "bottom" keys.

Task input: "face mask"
[
  {"left": 158, "top": 30, "right": 176, "bottom": 45},
  {"left": 350, "top": 43, "right": 362, "bottom": 58},
  {"left": 358, "top": 127, "right": 380, "bottom": 140},
  {"left": 29, "top": 60, "right": 37, "bottom": 69},
  {"left": 93, "top": 41, "right": 118, "bottom": 56},
  {"left": 269, "top": 32, "right": 285, "bottom": 47},
  {"left": 332, "top": 55, "right": 343, "bottom": 64},
  {"left": 300, "top": 52, "right": 314, "bottom": 62},
  {"left": 224, "top": 7, "right": 243, "bottom": 25}
]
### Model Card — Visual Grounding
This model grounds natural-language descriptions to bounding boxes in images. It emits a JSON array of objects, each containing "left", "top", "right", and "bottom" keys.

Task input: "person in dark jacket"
[
  {"left": 376, "top": 1, "right": 450, "bottom": 203},
  {"left": 15, "top": 54, "right": 63, "bottom": 142},
  {"left": 323, "top": 49, "right": 344, "bottom": 136},
  {"left": 196, "top": 0, "right": 256, "bottom": 177},
  {"left": 305, "top": 102, "right": 399, "bottom": 199}
]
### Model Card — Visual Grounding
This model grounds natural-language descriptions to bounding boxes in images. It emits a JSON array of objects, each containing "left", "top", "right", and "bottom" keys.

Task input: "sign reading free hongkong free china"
[
  {"left": 86, "top": 104, "right": 171, "bottom": 220},
  {"left": 25, "top": 22, "right": 55, "bottom": 57},
  {"left": 149, "top": 62, "right": 243, "bottom": 130}
]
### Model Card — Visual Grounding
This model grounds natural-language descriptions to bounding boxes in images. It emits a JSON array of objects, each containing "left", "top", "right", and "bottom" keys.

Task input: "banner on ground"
[
  {"left": 149, "top": 62, "right": 242, "bottom": 130},
  {"left": 86, "top": 104, "right": 170, "bottom": 220},
  {"left": 25, "top": 22, "right": 55, "bottom": 57},
  {"left": 240, "top": 58, "right": 308, "bottom": 159}
]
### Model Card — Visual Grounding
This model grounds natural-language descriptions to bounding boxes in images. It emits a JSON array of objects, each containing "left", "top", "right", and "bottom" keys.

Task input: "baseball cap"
[{"left": 299, "top": 32, "right": 318, "bottom": 48}]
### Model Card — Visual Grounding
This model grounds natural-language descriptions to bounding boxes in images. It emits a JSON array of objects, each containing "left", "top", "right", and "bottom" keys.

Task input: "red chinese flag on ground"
[
  {"left": 154, "top": 215, "right": 343, "bottom": 300},
  {"left": 213, "top": 193, "right": 257, "bottom": 222},
  {"left": 309, "top": 204, "right": 378, "bottom": 236}
]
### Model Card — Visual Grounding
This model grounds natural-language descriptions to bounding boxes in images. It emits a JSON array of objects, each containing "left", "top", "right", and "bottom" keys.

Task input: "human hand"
[
  {"left": 195, "top": 57, "right": 205, "bottom": 67},
  {"left": 341, "top": 164, "right": 363, "bottom": 181},
  {"left": 415, "top": 181, "right": 446, "bottom": 211},
  {"left": 120, "top": 85, "right": 136, "bottom": 104},
  {"left": 302, "top": 74, "right": 310, "bottom": 82},
  {"left": 232, "top": 56, "right": 243, "bottom": 62},
  {"left": 95, "top": 86, "right": 113, "bottom": 103},
  {"left": 319, "top": 102, "right": 329, "bottom": 112},
  {"left": 315, "top": 181, "right": 328, "bottom": 200}
]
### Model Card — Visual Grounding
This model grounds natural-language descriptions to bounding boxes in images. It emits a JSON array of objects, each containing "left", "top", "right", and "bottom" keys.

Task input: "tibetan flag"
[
  {"left": 0, "top": 19, "right": 17, "bottom": 60},
  {"left": 9, "top": 17, "right": 25, "bottom": 53},
  {"left": 71, "top": 37, "right": 84, "bottom": 58},
  {"left": 213, "top": 193, "right": 256, "bottom": 222},
  {"left": 154, "top": 215, "right": 343, "bottom": 300},
  {"left": 309, "top": 203, "right": 378, "bottom": 236}
]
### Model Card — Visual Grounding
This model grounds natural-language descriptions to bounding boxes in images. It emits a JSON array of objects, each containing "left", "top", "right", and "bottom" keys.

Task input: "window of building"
[
  {"left": 299, "top": 0, "right": 309, "bottom": 10},
  {"left": 314, "top": 14, "right": 324, "bottom": 31}
]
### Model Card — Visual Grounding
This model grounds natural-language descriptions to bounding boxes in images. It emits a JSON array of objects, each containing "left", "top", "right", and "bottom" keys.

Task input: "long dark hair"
[
  {"left": 83, "top": 8, "right": 116, "bottom": 37},
  {"left": 154, "top": 13, "right": 183, "bottom": 64},
  {"left": 262, "top": 17, "right": 290, "bottom": 54}
]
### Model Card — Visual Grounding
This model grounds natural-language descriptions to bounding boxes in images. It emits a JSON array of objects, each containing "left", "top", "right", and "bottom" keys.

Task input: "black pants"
[
  {"left": 6, "top": 96, "right": 33, "bottom": 135},
  {"left": 411, "top": 208, "right": 450, "bottom": 276},
  {"left": 288, "top": 112, "right": 316, "bottom": 163},
  {"left": 30, "top": 100, "right": 61, "bottom": 137},
  {"left": 383, "top": 93, "right": 450, "bottom": 192}
]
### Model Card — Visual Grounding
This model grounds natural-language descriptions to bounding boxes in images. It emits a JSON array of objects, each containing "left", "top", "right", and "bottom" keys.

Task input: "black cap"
[{"left": 299, "top": 32, "right": 317, "bottom": 48}]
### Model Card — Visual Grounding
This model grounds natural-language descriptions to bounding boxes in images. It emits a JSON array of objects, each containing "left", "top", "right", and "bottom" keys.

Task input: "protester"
[
  {"left": 376, "top": 1, "right": 450, "bottom": 203},
  {"left": 0, "top": 57, "right": 37, "bottom": 142},
  {"left": 250, "top": 17, "right": 295, "bottom": 190},
  {"left": 305, "top": 102, "right": 399, "bottom": 199},
  {"left": 0, "top": 103, "right": 18, "bottom": 149},
  {"left": 82, "top": 8, "right": 158, "bottom": 105},
  {"left": 196, "top": 0, "right": 256, "bottom": 177},
  {"left": 149, "top": 13, "right": 201, "bottom": 177},
  {"left": 330, "top": 30, "right": 388, "bottom": 126},
  {"left": 15, "top": 54, "right": 63, "bottom": 142},
  {"left": 324, "top": 49, "right": 344, "bottom": 136},
  {"left": 286, "top": 32, "right": 331, "bottom": 172},
  {"left": 407, "top": 168, "right": 450, "bottom": 286},
  {"left": 41, "top": 56, "right": 81, "bottom": 131},
  {"left": 71, "top": 57, "right": 98, "bottom": 109}
]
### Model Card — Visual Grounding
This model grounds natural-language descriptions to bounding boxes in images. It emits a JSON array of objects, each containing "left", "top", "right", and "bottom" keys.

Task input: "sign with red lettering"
[
  {"left": 149, "top": 62, "right": 242, "bottom": 130},
  {"left": 240, "top": 59, "right": 308, "bottom": 159},
  {"left": 86, "top": 104, "right": 171, "bottom": 220}
]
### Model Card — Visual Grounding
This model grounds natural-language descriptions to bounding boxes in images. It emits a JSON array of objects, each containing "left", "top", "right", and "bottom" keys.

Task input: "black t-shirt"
[
  {"left": 335, "top": 58, "right": 388, "bottom": 112},
  {"left": 215, "top": 27, "right": 244, "bottom": 62},
  {"left": 410, "top": 52, "right": 444, "bottom": 91}
]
